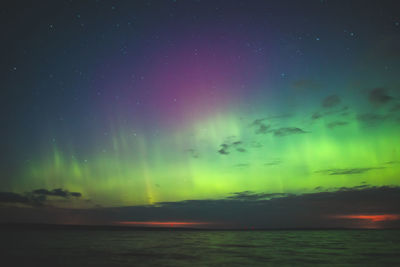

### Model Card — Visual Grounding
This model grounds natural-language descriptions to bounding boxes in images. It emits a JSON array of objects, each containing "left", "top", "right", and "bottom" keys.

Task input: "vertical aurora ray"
[{"left": 22, "top": 104, "right": 400, "bottom": 206}]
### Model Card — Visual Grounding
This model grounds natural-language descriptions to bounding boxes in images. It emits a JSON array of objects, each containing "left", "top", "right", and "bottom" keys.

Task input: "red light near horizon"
[{"left": 332, "top": 214, "right": 400, "bottom": 222}]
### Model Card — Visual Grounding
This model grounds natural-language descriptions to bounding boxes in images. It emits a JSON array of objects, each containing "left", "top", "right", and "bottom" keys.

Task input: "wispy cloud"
[
  {"left": 255, "top": 123, "right": 270, "bottom": 134},
  {"left": 233, "top": 163, "right": 249, "bottom": 168},
  {"left": 327, "top": 121, "right": 348, "bottom": 129},
  {"left": 264, "top": 160, "right": 282, "bottom": 166},
  {"left": 322, "top": 95, "right": 341, "bottom": 108},
  {"left": 357, "top": 113, "right": 389, "bottom": 124},
  {"left": 227, "top": 191, "right": 291, "bottom": 201},
  {"left": 272, "top": 127, "right": 308, "bottom": 137},
  {"left": 311, "top": 112, "right": 322, "bottom": 120},
  {"left": 311, "top": 106, "right": 349, "bottom": 120},
  {"left": 368, "top": 88, "right": 393, "bottom": 105},
  {"left": 32, "top": 188, "right": 82, "bottom": 198},
  {"left": 316, "top": 167, "right": 384, "bottom": 175},
  {"left": 218, "top": 144, "right": 229, "bottom": 155},
  {"left": 185, "top": 148, "right": 199, "bottom": 158},
  {"left": 0, "top": 188, "right": 82, "bottom": 207},
  {"left": 217, "top": 140, "right": 246, "bottom": 155}
]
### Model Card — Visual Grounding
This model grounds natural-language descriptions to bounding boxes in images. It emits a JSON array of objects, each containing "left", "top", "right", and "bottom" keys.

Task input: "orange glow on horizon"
[
  {"left": 332, "top": 214, "right": 400, "bottom": 222},
  {"left": 115, "top": 221, "right": 211, "bottom": 227}
]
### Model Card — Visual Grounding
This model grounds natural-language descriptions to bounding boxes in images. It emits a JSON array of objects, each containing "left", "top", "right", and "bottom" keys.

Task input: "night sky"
[{"left": 1, "top": 0, "right": 400, "bottom": 228}]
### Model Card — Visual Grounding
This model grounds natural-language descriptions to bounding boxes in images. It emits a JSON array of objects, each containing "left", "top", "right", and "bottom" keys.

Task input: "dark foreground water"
[{"left": 1, "top": 229, "right": 400, "bottom": 266}]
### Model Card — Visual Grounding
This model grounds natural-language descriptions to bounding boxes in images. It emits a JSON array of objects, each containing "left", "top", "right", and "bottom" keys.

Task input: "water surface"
[{"left": 1, "top": 229, "right": 399, "bottom": 266}]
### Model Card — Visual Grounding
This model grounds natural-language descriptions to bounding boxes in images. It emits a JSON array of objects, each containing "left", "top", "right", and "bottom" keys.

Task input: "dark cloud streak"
[
  {"left": 33, "top": 188, "right": 82, "bottom": 198},
  {"left": 327, "top": 121, "right": 348, "bottom": 129},
  {"left": 368, "top": 88, "right": 393, "bottom": 105},
  {"left": 0, "top": 188, "right": 82, "bottom": 206},
  {"left": 357, "top": 113, "right": 388, "bottom": 124},
  {"left": 2, "top": 186, "right": 400, "bottom": 228},
  {"left": 217, "top": 140, "right": 246, "bottom": 155},
  {"left": 272, "top": 127, "right": 308, "bottom": 137},
  {"left": 322, "top": 95, "right": 341, "bottom": 108},
  {"left": 316, "top": 167, "right": 384, "bottom": 175},
  {"left": 0, "top": 192, "right": 29, "bottom": 204}
]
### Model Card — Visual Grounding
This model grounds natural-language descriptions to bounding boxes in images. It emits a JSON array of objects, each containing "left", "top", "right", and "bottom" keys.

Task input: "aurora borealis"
[{"left": 1, "top": 0, "right": 400, "bottom": 228}]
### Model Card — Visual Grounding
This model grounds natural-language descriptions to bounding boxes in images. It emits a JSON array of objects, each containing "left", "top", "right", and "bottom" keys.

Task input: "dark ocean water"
[{"left": 1, "top": 229, "right": 400, "bottom": 266}]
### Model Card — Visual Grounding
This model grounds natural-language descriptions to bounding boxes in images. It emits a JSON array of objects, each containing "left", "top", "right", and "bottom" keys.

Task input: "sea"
[{"left": 1, "top": 228, "right": 400, "bottom": 266}]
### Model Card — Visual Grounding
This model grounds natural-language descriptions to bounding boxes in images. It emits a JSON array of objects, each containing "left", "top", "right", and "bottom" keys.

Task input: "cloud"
[
  {"left": 233, "top": 163, "right": 249, "bottom": 168},
  {"left": 217, "top": 144, "right": 229, "bottom": 155},
  {"left": 116, "top": 185, "right": 400, "bottom": 228},
  {"left": 33, "top": 188, "right": 82, "bottom": 198},
  {"left": 357, "top": 113, "right": 388, "bottom": 124},
  {"left": 311, "top": 106, "right": 350, "bottom": 121},
  {"left": 248, "top": 125, "right": 308, "bottom": 137},
  {"left": 250, "top": 118, "right": 270, "bottom": 134},
  {"left": 272, "top": 127, "right": 308, "bottom": 137},
  {"left": 2, "top": 186, "right": 400, "bottom": 228},
  {"left": 316, "top": 167, "right": 384, "bottom": 175},
  {"left": 251, "top": 118, "right": 266, "bottom": 126},
  {"left": 251, "top": 115, "right": 291, "bottom": 125},
  {"left": 336, "top": 184, "right": 370, "bottom": 191},
  {"left": 385, "top": 161, "right": 400, "bottom": 165},
  {"left": 185, "top": 148, "right": 199, "bottom": 158},
  {"left": 0, "top": 192, "right": 29, "bottom": 204},
  {"left": 266, "top": 114, "right": 292, "bottom": 120},
  {"left": 311, "top": 112, "right": 322, "bottom": 120},
  {"left": 0, "top": 192, "right": 44, "bottom": 206},
  {"left": 322, "top": 95, "right": 341, "bottom": 108},
  {"left": 255, "top": 123, "right": 270, "bottom": 134},
  {"left": 217, "top": 140, "right": 246, "bottom": 155},
  {"left": 0, "top": 188, "right": 82, "bottom": 207},
  {"left": 368, "top": 88, "right": 393, "bottom": 105},
  {"left": 226, "top": 191, "right": 291, "bottom": 201},
  {"left": 326, "top": 121, "right": 348, "bottom": 129},
  {"left": 250, "top": 115, "right": 292, "bottom": 134},
  {"left": 264, "top": 160, "right": 282, "bottom": 166}
]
